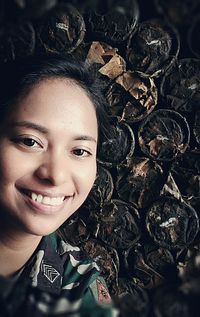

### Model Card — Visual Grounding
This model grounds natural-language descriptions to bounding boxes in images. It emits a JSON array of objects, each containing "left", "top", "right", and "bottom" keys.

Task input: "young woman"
[{"left": 0, "top": 54, "right": 117, "bottom": 316}]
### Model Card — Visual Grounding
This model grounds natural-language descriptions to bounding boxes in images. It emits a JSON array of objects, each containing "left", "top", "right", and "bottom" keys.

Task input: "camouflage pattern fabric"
[{"left": 0, "top": 233, "right": 119, "bottom": 317}]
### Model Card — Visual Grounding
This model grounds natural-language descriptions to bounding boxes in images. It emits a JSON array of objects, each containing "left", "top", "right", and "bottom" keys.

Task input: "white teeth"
[
  {"left": 37, "top": 194, "right": 43, "bottom": 203},
  {"left": 42, "top": 196, "right": 51, "bottom": 205},
  {"left": 51, "top": 197, "right": 57, "bottom": 205},
  {"left": 31, "top": 192, "right": 65, "bottom": 206},
  {"left": 32, "top": 193, "right": 37, "bottom": 201}
]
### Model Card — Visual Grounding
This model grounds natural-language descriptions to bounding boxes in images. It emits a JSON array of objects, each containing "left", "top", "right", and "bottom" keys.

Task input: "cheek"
[
  {"left": 0, "top": 153, "right": 19, "bottom": 207},
  {"left": 76, "top": 160, "right": 97, "bottom": 195},
  {"left": 0, "top": 149, "right": 31, "bottom": 187},
  {"left": 0, "top": 153, "right": 15, "bottom": 185}
]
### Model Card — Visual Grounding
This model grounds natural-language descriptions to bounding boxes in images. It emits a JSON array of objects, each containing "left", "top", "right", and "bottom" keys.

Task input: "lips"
[
  {"left": 20, "top": 188, "right": 73, "bottom": 213},
  {"left": 19, "top": 188, "right": 67, "bottom": 199},
  {"left": 20, "top": 189, "right": 67, "bottom": 205}
]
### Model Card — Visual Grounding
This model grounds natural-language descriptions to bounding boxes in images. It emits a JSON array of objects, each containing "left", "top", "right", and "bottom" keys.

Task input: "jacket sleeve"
[
  {"left": 80, "top": 276, "right": 119, "bottom": 317},
  {"left": 83, "top": 276, "right": 112, "bottom": 304}
]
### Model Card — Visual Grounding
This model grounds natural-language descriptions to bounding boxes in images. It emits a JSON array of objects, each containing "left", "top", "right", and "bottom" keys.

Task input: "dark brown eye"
[
  {"left": 73, "top": 149, "right": 90, "bottom": 157},
  {"left": 12, "top": 136, "right": 42, "bottom": 149},
  {"left": 23, "top": 138, "right": 37, "bottom": 147}
]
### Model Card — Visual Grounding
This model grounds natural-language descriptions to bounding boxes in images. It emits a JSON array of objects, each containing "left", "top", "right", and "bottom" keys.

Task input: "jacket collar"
[{"left": 28, "top": 234, "right": 64, "bottom": 295}]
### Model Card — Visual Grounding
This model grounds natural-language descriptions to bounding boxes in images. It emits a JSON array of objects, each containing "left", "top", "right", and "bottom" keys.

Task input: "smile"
[
  {"left": 32, "top": 192, "right": 65, "bottom": 206},
  {"left": 18, "top": 188, "right": 72, "bottom": 214}
]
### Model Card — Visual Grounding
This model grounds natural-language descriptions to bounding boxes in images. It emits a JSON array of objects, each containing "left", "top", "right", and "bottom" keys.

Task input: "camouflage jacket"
[{"left": 0, "top": 233, "right": 119, "bottom": 317}]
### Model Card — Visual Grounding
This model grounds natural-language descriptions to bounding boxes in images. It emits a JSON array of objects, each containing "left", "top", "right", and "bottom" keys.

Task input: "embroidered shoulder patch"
[
  {"left": 42, "top": 264, "right": 60, "bottom": 283},
  {"left": 96, "top": 279, "right": 111, "bottom": 304}
]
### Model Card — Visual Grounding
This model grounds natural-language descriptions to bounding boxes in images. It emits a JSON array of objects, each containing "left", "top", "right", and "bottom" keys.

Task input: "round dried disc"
[
  {"left": 113, "top": 278, "right": 149, "bottom": 317},
  {"left": 90, "top": 199, "right": 141, "bottom": 249},
  {"left": 146, "top": 196, "right": 199, "bottom": 249},
  {"left": 123, "top": 245, "right": 167, "bottom": 288},
  {"left": 171, "top": 149, "right": 200, "bottom": 199},
  {"left": 126, "top": 19, "right": 180, "bottom": 77},
  {"left": 106, "top": 71, "right": 158, "bottom": 122},
  {"left": 144, "top": 246, "right": 175, "bottom": 277},
  {"left": 0, "top": 22, "right": 35, "bottom": 62},
  {"left": 177, "top": 246, "right": 200, "bottom": 282},
  {"left": 138, "top": 109, "right": 190, "bottom": 161},
  {"left": 116, "top": 157, "right": 166, "bottom": 209},
  {"left": 154, "top": 0, "right": 200, "bottom": 27},
  {"left": 98, "top": 117, "right": 135, "bottom": 167},
  {"left": 59, "top": 214, "right": 90, "bottom": 246},
  {"left": 85, "top": 165, "right": 114, "bottom": 209},
  {"left": 37, "top": 3, "right": 86, "bottom": 53},
  {"left": 86, "top": 0, "right": 139, "bottom": 44},
  {"left": 160, "top": 58, "right": 200, "bottom": 113}
]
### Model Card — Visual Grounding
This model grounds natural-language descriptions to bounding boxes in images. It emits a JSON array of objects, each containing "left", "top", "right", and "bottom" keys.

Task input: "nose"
[{"left": 34, "top": 152, "right": 69, "bottom": 186}]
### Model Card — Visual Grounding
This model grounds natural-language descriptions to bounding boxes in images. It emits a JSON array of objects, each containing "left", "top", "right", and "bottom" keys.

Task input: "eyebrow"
[
  {"left": 11, "top": 121, "right": 97, "bottom": 143},
  {"left": 12, "top": 121, "right": 49, "bottom": 134}
]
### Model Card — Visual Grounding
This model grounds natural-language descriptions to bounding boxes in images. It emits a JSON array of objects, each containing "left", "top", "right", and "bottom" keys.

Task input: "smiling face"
[{"left": 0, "top": 78, "right": 98, "bottom": 237}]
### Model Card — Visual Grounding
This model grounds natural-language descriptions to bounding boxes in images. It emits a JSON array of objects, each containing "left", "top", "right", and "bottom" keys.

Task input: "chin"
[{"left": 25, "top": 225, "right": 57, "bottom": 237}]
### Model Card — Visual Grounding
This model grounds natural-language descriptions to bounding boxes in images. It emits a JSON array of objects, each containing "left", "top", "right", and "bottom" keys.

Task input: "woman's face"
[{"left": 0, "top": 78, "right": 98, "bottom": 237}]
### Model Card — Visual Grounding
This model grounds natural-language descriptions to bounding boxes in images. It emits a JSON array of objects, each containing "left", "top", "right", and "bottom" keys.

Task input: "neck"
[{"left": 0, "top": 229, "right": 42, "bottom": 278}]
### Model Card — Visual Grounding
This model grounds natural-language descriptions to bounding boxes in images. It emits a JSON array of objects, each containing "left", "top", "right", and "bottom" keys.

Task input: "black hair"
[{"left": 0, "top": 54, "right": 109, "bottom": 149}]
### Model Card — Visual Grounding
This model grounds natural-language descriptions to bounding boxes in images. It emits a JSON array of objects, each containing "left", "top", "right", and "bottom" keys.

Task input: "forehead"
[
  {"left": 6, "top": 78, "right": 98, "bottom": 138},
  {"left": 18, "top": 78, "right": 94, "bottom": 113}
]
